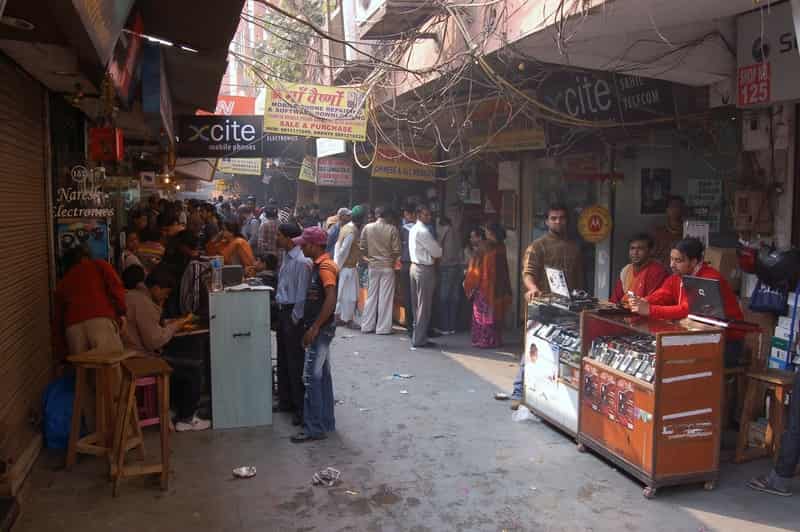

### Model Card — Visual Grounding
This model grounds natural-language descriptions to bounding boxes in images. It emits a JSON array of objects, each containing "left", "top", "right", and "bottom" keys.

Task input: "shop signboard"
[
  {"left": 217, "top": 158, "right": 262, "bottom": 176},
  {"left": 141, "top": 44, "right": 174, "bottom": 145},
  {"left": 72, "top": 0, "right": 136, "bottom": 67},
  {"left": 371, "top": 145, "right": 435, "bottom": 181},
  {"left": 263, "top": 82, "right": 368, "bottom": 142},
  {"left": 317, "top": 138, "right": 347, "bottom": 158},
  {"left": 687, "top": 178, "right": 723, "bottom": 233},
  {"left": 177, "top": 115, "right": 301, "bottom": 158},
  {"left": 107, "top": 10, "right": 143, "bottom": 108},
  {"left": 737, "top": 1, "right": 800, "bottom": 107},
  {"left": 578, "top": 205, "right": 613, "bottom": 243},
  {"left": 539, "top": 70, "right": 674, "bottom": 124},
  {"left": 197, "top": 95, "right": 257, "bottom": 116},
  {"left": 470, "top": 127, "right": 546, "bottom": 152},
  {"left": 54, "top": 164, "right": 115, "bottom": 218},
  {"left": 317, "top": 157, "right": 352, "bottom": 187},
  {"left": 298, "top": 155, "right": 316, "bottom": 183}
]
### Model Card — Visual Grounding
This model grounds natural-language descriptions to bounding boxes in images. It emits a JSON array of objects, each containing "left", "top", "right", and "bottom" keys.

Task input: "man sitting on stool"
[{"left": 610, "top": 233, "right": 669, "bottom": 305}]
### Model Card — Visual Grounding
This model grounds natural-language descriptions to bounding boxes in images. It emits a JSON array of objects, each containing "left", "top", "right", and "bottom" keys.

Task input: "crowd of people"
[{"left": 50, "top": 191, "right": 799, "bottom": 495}]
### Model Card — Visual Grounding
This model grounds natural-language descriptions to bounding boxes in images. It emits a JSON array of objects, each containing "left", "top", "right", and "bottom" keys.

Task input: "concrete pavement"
[{"left": 14, "top": 328, "right": 798, "bottom": 531}]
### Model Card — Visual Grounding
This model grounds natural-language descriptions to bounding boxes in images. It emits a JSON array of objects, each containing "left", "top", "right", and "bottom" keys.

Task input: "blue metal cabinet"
[{"left": 209, "top": 290, "right": 272, "bottom": 429}]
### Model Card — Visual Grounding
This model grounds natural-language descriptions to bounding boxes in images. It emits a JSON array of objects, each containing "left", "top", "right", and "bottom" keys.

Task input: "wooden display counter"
[{"left": 577, "top": 312, "right": 724, "bottom": 498}]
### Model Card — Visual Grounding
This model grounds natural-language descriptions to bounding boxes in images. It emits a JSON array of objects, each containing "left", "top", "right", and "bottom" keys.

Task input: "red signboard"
[
  {"left": 196, "top": 95, "right": 256, "bottom": 116},
  {"left": 738, "top": 63, "right": 770, "bottom": 107},
  {"left": 89, "top": 127, "right": 124, "bottom": 162},
  {"left": 317, "top": 157, "right": 353, "bottom": 187}
]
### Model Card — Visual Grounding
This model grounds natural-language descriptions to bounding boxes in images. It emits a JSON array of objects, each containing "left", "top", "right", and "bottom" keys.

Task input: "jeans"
[
  {"left": 303, "top": 325, "right": 336, "bottom": 437},
  {"left": 277, "top": 308, "right": 306, "bottom": 414},
  {"left": 437, "top": 265, "right": 462, "bottom": 332},
  {"left": 511, "top": 356, "right": 524, "bottom": 400},
  {"left": 775, "top": 368, "right": 800, "bottom": 479}
]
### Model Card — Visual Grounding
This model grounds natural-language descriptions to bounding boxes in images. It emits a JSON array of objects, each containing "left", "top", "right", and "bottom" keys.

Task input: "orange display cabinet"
[{"left": 578, "top": 312, "right": 724, "bottom": 499}]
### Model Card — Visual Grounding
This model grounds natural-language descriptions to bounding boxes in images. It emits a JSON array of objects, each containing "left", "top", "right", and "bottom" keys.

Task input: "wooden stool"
[
  {"left": 735, "top": 369, "right": 796, "bottom": 463},
  {"left": 136, "top": 377, "right": 161, "bottom": 428},
  {"left": 65, "top": 350, "right": 142, "bottom": 470},
  {"left": 112, "top": 357, "right": 172, "bottom": 497}
]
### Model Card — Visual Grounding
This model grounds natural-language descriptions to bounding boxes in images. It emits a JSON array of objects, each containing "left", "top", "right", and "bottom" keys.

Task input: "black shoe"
[
  {"left": 291, "top": 431, "right": 327, "bottom": 443},
  {"left": 428, "top": 330, "right": 441, "bottom": 338},
  {"left": 291, "top": 413, "right": 303, "bottom": 426}
]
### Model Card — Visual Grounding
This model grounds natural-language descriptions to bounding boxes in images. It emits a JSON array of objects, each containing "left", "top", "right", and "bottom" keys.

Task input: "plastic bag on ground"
[{"left": 512, "top": 405, "right": 540, "bottom": 423}]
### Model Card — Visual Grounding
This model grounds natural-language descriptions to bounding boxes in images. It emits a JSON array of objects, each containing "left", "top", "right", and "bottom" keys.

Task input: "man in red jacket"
[
  {"left": 53, "top": 246, "right": 127, "bottom": 359},
  {"left": 609, "top": 233, "right": 669, "bottom": 305},
  {"left": 629, "top": 237, "right": 744, "bottom": 366}
]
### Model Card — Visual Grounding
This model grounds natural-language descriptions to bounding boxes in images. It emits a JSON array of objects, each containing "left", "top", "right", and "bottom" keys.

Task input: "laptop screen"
[
  {"left": 683, "top": 276, "right": 725, "bottom": 319},
  {"left": 545, "top": 267, "right": 570, "bottom": 299}
]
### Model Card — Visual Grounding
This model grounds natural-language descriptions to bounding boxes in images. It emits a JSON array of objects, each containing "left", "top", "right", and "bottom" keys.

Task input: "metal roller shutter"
[{"left": 0, "top": 57, "right": 52, "bottom": 469}]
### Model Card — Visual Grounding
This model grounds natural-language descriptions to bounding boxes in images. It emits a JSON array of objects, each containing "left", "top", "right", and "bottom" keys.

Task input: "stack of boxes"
[{"left": 769, "top": 291, "right": 800, "bottom": 371}]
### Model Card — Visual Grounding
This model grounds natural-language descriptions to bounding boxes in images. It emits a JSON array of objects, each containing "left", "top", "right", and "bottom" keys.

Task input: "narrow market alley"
[{"left": 14, "top": 329, "right": 798, "bottom": 532}]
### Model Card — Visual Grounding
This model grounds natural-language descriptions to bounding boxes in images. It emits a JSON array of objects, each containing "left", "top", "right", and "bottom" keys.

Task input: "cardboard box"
[
  {"left": 705, "top": 247, "right": 741, "bottom": 292},
  {"left": 771, "top": 346, "right": 789, "bottom": 364},
  {"left": 778, "top": 316, "right": 799, "bottom": 330}
]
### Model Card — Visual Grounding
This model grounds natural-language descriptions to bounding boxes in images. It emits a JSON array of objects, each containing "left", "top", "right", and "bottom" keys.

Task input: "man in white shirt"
[
  {"left": 334, "top": 206, "right": 365, "bottom": 328},
  {"left": 409, "top": 205, "right": 442, "bottom": 348}
]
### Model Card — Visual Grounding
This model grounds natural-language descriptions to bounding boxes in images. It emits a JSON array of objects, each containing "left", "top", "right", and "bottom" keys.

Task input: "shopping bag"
[{"left": 748, "top": 280, "right": 788, "bottom": 314}]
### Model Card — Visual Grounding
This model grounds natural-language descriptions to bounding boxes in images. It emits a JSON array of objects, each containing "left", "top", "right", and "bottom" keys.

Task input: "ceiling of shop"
[
  {"left": 509, "top": 0, "right": 757, "bottom": 86},
  {"left": 0, "top": 0, "right": 245, "bottom": 120}
]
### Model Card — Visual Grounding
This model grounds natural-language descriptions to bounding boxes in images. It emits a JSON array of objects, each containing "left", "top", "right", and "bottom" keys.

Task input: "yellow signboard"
[
  {"left": 578, "top": 205, "right": 613, "bottom": 243},
  {"left": 470, "top": 127, "right": 546, "bottom": 152},
  {"left": 298, "top": 155, "right": 316, "bottom": 183},
  {"left": 264, "top": 82, "right": 368, "bottom": 142},
  {"left": 217, "top": 158, "right": 262, "bottom": 176},
  {"left": 371, "top": 145, "right": 435, "bottom": 182}
]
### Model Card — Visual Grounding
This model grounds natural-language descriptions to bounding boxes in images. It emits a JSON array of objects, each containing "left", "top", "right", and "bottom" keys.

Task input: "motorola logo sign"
[{"left": 752, "top": 37, "right": 770, "bottom": 63}]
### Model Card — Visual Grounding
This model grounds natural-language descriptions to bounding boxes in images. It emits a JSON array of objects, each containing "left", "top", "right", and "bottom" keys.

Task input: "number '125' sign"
[{"left": 738, "top": 63, "right": 771, "bottom": 107}]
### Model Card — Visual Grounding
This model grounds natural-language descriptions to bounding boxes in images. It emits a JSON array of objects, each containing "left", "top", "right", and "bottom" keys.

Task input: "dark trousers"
[
  {"left": 400, "top": 263, "right": 414, "bottom": 336},
  {"left": 276, "top": 308, "right": 305, "bottom": 413},
  {"left": 170, "top": 364, "right": 203, "bottom": 420},
  {"left": 776, "top": 369, "right": 800, "bottom": 478}
]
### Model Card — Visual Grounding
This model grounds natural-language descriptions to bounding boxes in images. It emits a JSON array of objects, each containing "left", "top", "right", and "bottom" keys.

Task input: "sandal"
[
  {"left": 747, "top": 475, "right": 792, "bottom": 497},
  {"left": 290, "top": 432, "right": 327, "bottom": 444}
]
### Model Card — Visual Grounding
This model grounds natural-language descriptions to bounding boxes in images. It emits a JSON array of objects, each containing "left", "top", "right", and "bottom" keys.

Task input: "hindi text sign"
[{"left": 264, "top": 82, "right": 367, "bottom": 142}]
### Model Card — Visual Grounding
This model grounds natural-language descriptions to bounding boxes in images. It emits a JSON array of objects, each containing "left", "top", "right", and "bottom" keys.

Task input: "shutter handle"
[{"left": 233, "top": 332, "right": 252, "bottom": 338}]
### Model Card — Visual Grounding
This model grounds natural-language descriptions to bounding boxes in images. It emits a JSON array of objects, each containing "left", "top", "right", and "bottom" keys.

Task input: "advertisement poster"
[
  {"left": 640, "top": 168, "right": 671, "bottom": 214},
  {"left": 316, "top": 157, "right": 353, "bottom": 187},
  {"left": 217, "top": 158, "right": 262, "bottom": 176},
  {"left": 263, "top": 82, "right": 368, "bottom": 141},
  {"left": 687, "top": 178, "right": 723, "bottom": 233},
  {"left": 57, "top": 219, "right": 110, "bottom": 262},
  {"left": 371, "top": 144, "right": 435, "bottom": 181},
  {"left": 298, "top": 155, "right": 316, "bottom": 183}
]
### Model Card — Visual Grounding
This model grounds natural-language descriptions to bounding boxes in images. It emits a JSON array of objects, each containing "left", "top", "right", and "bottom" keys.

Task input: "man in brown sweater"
[
  {"left": 334, "top": 205, "right": 365, "bottom": 328},
  {"left": 510, "top": 205, "right": 584, "bottom": 409}
]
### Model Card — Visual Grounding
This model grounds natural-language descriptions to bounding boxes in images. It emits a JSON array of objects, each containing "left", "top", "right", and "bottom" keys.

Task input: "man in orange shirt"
[{"left": 291, "top": 227, "right": 339, "bottom": 443}]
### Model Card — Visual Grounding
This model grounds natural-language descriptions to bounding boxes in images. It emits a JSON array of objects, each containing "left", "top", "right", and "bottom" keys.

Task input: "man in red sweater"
[
  {"left": 53, "top": 246, "right": 127, "bottom": 359},
  {"left": 610, "top": 233, "right": 669, "bottom": 305},
  {"left": 629, "top": 237, "right": 744, "bottom": 366}
]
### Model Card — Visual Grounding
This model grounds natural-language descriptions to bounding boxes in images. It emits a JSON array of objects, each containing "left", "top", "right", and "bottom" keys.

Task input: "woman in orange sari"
[
  {"left": 464, "top": 224, "right": 512, "bottom": 348},
  {"left": 205, "top": 221, "right": 257, "bottom": 272}
]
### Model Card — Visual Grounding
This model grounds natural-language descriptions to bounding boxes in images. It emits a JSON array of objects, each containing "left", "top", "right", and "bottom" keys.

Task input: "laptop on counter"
[{"left": 684, "top": 275, "right": 759, "bottom": 332}]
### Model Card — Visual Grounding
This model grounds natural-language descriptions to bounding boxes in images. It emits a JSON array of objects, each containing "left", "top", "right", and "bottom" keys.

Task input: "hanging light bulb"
[{"left": 164, "top": 177, "right": 171, "bottom": 184}]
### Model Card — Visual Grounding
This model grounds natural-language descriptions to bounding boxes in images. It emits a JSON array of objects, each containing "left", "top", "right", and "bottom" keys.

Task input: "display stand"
[
  {"left": 577, "top": 312, "right": 724, "bottom": 498},
  {"left": 523, "top": 301, "right": 583, "bottom": 437}
]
